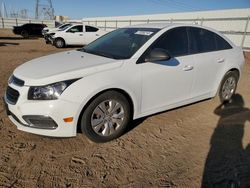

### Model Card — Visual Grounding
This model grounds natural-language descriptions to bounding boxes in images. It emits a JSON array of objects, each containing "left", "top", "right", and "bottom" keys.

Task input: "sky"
[{"left": 1, "top": 0, "right": 250, "bottom": 19}]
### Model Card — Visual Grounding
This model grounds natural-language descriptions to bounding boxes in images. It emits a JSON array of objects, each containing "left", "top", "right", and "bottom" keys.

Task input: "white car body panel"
[
  {"left": 141, "top": 55, "right": 195, "bottom": 113},
  {"left": 51, "top": 24, "right": 107, "bottom": 46},
  {"left": 5, "top": 23, "right": 245, "bottom": 137},
  {"left": 13, "top": 50, "right": 121, "bottom": 85}
]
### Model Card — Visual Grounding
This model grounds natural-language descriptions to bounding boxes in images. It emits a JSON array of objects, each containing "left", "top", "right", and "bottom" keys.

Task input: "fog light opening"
[{"left": 22, "top": 115, "right": 58, "bottom": 130}]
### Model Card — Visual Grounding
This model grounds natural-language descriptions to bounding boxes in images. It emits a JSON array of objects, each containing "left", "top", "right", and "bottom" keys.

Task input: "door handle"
[
  {"left": 96, "top": 34, "right": 100, "bottom": 36},
  {"left": 217, "top": 58, "right": 225, "bottom": 63},
  {"left": 183, "top": 65, "right": 194, "bottom": 71},
  {"left": 79, "top": 34, "right": 83, "bottom": 36}
]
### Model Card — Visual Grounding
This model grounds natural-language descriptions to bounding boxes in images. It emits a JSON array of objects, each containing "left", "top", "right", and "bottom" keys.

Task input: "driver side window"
[
  {"left": 150, "top": 27, "right": 189, "bottom": 57},
  {"left": 67, "top": 25, "right": 83, "bottom": 33}
]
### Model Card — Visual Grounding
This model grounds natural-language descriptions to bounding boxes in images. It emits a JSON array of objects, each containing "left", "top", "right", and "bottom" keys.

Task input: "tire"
[
  {"left": 21, "top": 30, "right": 29, "bottom": 38},
  {"left": 54, "top": 38, "right": 65, "bottom": 48},
  {"left": 80, "top": 91, "right": 131, "bottom": 143},
  {"left": 218, "top": 71, "right": 239, "bottom": 103}
]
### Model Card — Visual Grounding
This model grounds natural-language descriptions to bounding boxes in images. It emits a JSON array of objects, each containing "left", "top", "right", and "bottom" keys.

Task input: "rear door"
[
  {"left": 187, "top": 27, "right": 232, "bottom": 97},
  {"left": 83, "top": 26, "right": 100, "bottom": 45}
]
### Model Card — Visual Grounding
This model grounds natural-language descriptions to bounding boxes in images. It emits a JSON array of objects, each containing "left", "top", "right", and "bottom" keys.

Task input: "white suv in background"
[
  {"left": 4, "top": 23, "right": 245, "bottom": 142},
  {"left": 50, "top": 24, "right": 107, "bottom": 48}
]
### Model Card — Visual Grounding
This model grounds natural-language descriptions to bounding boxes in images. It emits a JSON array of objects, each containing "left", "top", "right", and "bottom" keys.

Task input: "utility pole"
[
  {"left": 35, "top": 0, "right": 39, "bottom": 19},
  {"left": 1, "top": 2, "right": 8, "bottom": 18},
  {"left": 35, "top": 0, "right": 54, "bottom": 20}
]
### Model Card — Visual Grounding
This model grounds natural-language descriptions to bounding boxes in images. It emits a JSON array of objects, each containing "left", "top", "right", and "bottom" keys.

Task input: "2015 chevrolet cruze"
[{"left": 4, "top": 23, "right": 245, "bottom": 142}]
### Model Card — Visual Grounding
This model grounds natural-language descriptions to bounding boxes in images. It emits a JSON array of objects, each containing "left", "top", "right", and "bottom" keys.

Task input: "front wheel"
[
  {"left": 219, "top": 71, "right": 239, "bottom": 103},
  {"left": 54, "top": 38, "right": 65, "bottom": 48},
  {"left": 80, "top": 91, "right": 131, "bottom": 143}
]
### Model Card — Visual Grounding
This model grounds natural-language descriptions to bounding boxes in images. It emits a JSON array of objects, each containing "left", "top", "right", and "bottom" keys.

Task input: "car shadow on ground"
[
  {"left": 0, "top": 42, "right": 19, "bottom": 46},
  {"left": 122, "top": 97, "right": 212, "bottom": 137},
  {"left": 202, "top": 94, "right": 250, "bottom": 187},
  {"left": 76, "top": 116, "right": 147, "bottom": 135},
  {"left": 64, "top": 45, "right": 84, "bottom": 49},
  {"left": 0, "top": 37, "right": 39, "bottom": 40}
]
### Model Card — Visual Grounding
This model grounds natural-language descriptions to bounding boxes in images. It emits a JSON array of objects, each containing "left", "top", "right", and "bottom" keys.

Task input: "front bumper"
[
  {"left": 48, "top": 35, "right": 55, "bottom": 44},
  {"left": 4, "top": 83, "right": 80, "bottom": 137},
  {"left": 44, "top": 34, "right": 53, "bottom": 44}
]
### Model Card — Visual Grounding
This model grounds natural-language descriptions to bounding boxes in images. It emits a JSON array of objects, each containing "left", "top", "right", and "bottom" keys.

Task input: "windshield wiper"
[
  {"left": 93, "top": 51, "right": 117, "bottom": 59},
  {"left": 84, "top": 50, "right": 117, "bottom": 59},
  {"left": 77, "top": 48, "right": 121, "bottom": 59},
  {"left": 77, "top": 48, "right": 86, "bottom": 52}
]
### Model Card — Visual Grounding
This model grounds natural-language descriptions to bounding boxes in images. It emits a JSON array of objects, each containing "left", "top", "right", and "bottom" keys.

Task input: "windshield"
[
  {"left": 81, "top": 27, "right": 160, "bottom": 59},
  {"left": 59, "top": 24, "right": 72, "bottom": 31}
]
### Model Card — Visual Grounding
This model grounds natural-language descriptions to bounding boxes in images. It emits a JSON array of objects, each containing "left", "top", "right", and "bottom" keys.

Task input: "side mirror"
[{"left": 144, "top": 48, "right": 171, "bottom": 62}]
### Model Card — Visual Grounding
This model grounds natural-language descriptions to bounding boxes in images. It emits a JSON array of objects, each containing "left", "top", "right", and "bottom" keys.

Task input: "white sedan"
[
  {"left": 49, "top": 24, "right": 107, "bottom": 48},
  {"left": 4, "top": 23, "right": 245, "bottom": 142},
  {"left": 43, "top": 23, "right": 73, "bottom": 44}
]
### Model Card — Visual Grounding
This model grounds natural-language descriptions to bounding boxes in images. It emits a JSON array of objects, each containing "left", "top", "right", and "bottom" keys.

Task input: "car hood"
[{"left": 14, "top": 50, "right": 123, "bottom": 86}]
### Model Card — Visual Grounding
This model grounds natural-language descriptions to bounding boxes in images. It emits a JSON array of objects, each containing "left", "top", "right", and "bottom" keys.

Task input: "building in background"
[{"left": 54, "top": 15, "right": 70, "bottom": 22}]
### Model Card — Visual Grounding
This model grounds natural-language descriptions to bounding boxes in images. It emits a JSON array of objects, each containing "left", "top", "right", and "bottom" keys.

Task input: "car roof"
[
  {"left": 127, "top": 23, "right": 174, "bottom": 29},
  {"left": 127, "top": 23, "right": 206, "bottom": 29},
  {"left": 126, "top": 23, "right": 235, "bottom": 47}
]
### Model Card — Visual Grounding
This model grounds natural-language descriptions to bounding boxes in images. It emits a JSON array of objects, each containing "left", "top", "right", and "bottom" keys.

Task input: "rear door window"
[
  {"left": 189, "top": 27, "right": 216, "bottom": 54},
  {"left": 215, "top": 34, "right": 232, "bottom": 51},
  {"left": 188, "top": 27, "right": 232, "bottom": 54},
  {"left": 85, "top": 26, "right": 99, "bottom": 32}
]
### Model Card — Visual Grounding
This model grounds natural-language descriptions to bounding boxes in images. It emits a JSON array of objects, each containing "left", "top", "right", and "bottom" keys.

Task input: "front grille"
[
  {"left": 6, "top": 86, "right": 20, "bottom": 105},
  {"left": 10, "top": 75, "right": 25, "bottom": 87}
]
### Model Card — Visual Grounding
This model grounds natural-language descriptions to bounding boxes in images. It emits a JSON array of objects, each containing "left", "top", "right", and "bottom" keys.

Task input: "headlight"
[{"left": 28, "top": 79, "right": 79, "bottom": 100}]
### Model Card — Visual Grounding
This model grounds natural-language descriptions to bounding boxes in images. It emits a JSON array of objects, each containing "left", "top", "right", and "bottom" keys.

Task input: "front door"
[
  {"left": 141, "top": 27, "right": 195, "bottom": 113},
  {"left": 65, "top": 25, "right": 84, "bottom": 45}
]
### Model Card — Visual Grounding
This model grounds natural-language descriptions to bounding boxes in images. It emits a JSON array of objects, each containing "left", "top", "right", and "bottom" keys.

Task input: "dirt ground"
[{"left": 0, "top": 29, "right": 250, "bottom": 188}]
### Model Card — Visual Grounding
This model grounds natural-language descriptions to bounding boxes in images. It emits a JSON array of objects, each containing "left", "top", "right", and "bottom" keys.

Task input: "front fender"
[{"left": 60, "top": 64, "right": 141, "bottom": 120}]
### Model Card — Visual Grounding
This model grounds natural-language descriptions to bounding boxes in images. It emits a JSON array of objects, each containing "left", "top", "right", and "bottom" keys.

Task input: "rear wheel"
[
  {"left": 80, "top": 91, "right": 131, "bottom": 143},
  {"left": 219, "top": 71, "right": 239, "bottom": 103},
  {"left": 54, "top": 38, "right": 65, "bottom": 48},
  {"left": 21, "top": 30, "right": 29, "bottom": 38}
]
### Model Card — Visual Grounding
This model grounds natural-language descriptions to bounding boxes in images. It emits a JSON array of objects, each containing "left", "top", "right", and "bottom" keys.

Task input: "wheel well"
[
  {"left": 76, "top": 88, "right": 134, "bottom": 133},
  {"left": 228, "top": 68, "right": 240, "bottom": 78},
  {"left": 216, "top": 68, "right": 240, "bottom": 97},
  {"left": 55, "top": 37, "right": 65, "bottom": 43}
]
